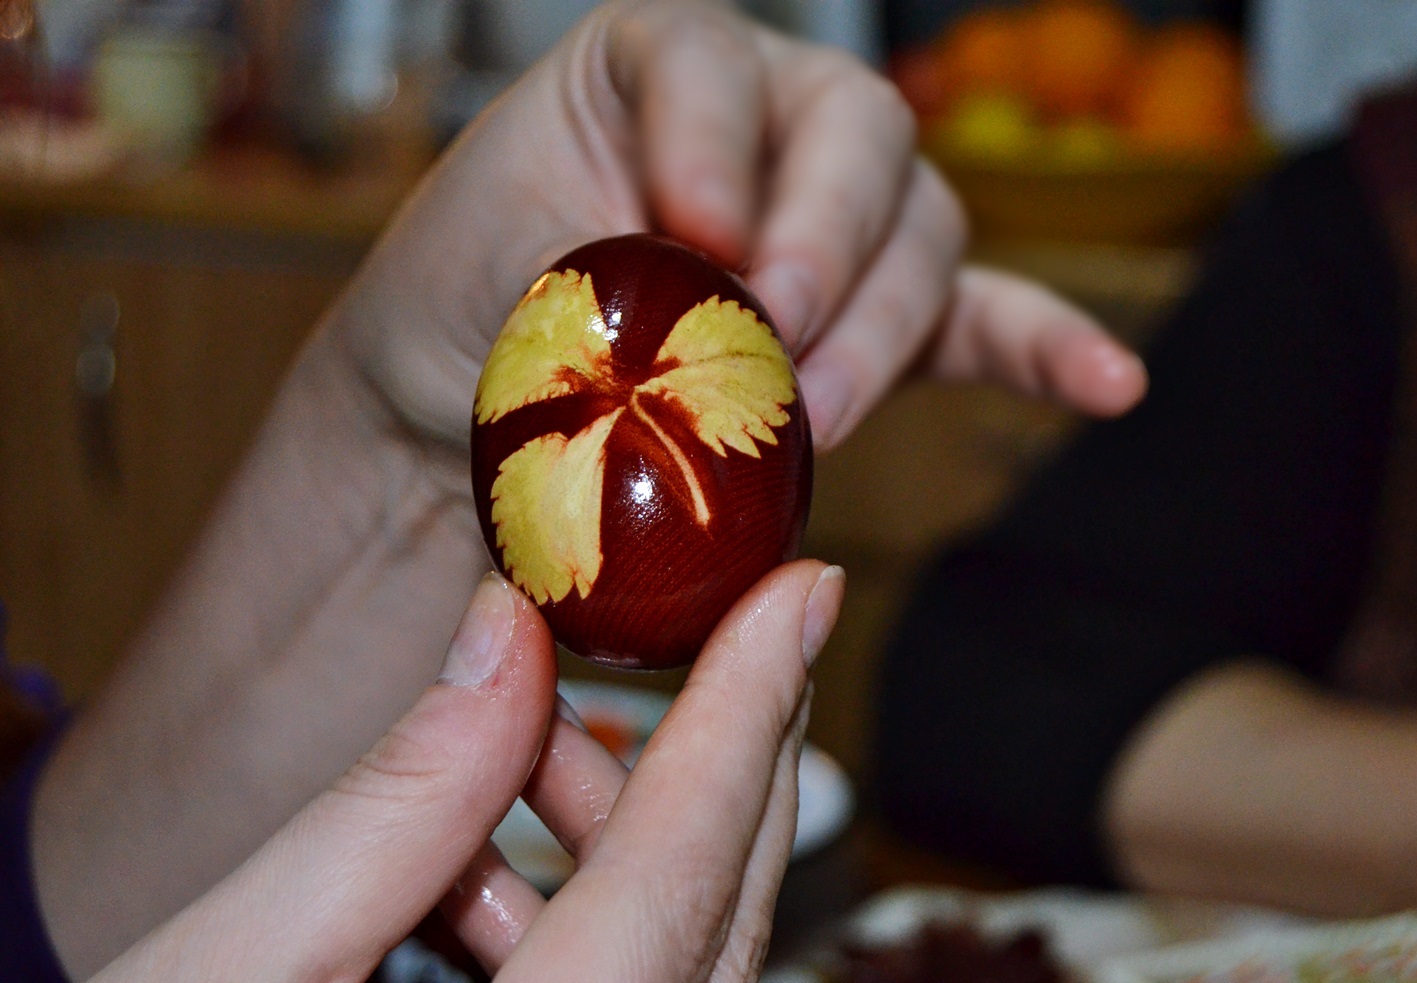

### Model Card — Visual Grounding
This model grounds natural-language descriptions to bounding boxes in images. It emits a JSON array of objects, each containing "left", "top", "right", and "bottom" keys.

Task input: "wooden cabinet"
[{"left": 0, "top": 217, "right": 362, "bottom": 699}]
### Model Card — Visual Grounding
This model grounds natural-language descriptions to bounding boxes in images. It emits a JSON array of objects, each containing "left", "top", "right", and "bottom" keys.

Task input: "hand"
[
  {"left": 331, "top": 0, "right": 1145, "bottom": 460},
  {"left": 1104, "top": 660, "right": 1417, "bottom": 915},
  {"left": 90, "top": 561, "right": 844, "bottom": 983},
  {"left": 31, "top": 4, "right": 1139, "bottom": 972}
]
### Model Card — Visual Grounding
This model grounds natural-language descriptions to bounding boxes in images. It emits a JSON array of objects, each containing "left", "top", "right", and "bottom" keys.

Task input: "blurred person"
[
  {"left": 874, "top": 83, "right": 1417, "bottom": 916},
  {"left": 0, "top": 0, "right": 1147, "bottom": 979}
]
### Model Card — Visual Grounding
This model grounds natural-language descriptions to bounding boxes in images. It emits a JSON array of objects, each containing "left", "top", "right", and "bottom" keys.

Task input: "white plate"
[{"left": 493, "top": 679, "right": 855, "bottom": 892}]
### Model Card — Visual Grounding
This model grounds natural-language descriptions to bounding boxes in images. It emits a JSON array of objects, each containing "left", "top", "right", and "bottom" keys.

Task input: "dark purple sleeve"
[
  {"left": 0, "top": 727, "right": 70, "bottom": 982},
  {"left": 0, "top": 600, "right": 71, "bottom": 982}
]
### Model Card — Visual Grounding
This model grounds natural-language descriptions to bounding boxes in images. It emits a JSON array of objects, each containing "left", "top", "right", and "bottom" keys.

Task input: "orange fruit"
[
  {"left": 935, "top": 7, "right": 1029, "bottom": 101},
  {"left": 1122, "top": 22, "right": 1249, "bottom": 153},
  {"left": 892, "top": 9, "right": 1027, "bottom": 122},
  {"left": 1022, "top": 0, "right": 1140, "bottom": 119}
]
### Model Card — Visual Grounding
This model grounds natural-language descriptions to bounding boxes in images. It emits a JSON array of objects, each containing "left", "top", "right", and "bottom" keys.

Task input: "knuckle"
[
  {"left": 816, "top": 59, "right": 915, "bottom": 148},
  {"left": 332, "top": 719, "right": 457, "bottom": 808},
  {"left": 715, "top": 922, "right": 774, "bottom": 982},
  {"left": 640, "top": 2, "right": 753, "bottom": 62},
  {"left": 613, "top": 857, "right": 736, "bottom": 970},
  {"left": 866, "top": 71, "right": 918, "bottom": 145},
  {"left": 807, "top": 44, "right": 869, "bottom": 86},
  {"left": 864, "top": 292, "right": 924, "bottom": 375}
]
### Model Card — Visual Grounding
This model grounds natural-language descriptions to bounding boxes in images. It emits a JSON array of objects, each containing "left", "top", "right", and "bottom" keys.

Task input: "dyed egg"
[{"left": 470, "top": 234, "right": 813, "bottom": 669}]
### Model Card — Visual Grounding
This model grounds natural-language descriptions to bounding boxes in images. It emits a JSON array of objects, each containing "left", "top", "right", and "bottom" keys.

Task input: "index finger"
[
  {"left": 496, "top": 560, "right": 846, "bottom": 982},
  {"left": 746, "top": 37, "right": 921, "bottom": 353},
  {"left": 606, "top": 2, "right": 766, "bottom": 267}
]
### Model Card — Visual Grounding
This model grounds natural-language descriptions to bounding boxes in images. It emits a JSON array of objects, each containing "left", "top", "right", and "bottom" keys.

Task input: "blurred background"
[{"left": 1, "top": 0, "right": 1415, "bottom": 789}]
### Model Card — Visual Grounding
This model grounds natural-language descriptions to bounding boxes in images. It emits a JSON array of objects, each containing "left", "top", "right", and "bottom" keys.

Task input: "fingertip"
[
  {"left": 657, "top": 187, "right": 751, "bottom": 270},
  {"left": 431, "top": 575, "right": 560, "bottom": 735},
  {"left": 799, "top": 356, "right": 855, "bottom": 452},
  {"left": 498, "top": 574, "right": 562, "bottom": 676},
  {"left": 751, "top": 261, "right": 820, "bottom": 352},
  {"left": 758, "top": 557, "right": 837, "bottom": 609},
  {"left": 704, "top": 558, "right": 839, "bottom": 672},
  {"left": 1020, "top": 293, "right": 1147, "bottom": 418},
  {"left": 1061, "top": 337, "right": 1149, "bottom": 417},
  {"left": 438, "top": 573, "right": 517, "bottom": 688},
  {"left": 1103, "top": 348, "right": 1150, "bottom": 414}
]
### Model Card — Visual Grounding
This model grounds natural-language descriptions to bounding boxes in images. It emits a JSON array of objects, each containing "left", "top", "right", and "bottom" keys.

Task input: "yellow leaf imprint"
[
  {"left": 483, "top": 284, "right": 796, "bottom": 603},
  {"left": 630, "top": 393, "right": 711, "bottom": 528},
  {"left": 490, "top": 408, "right": 624, "bottom": 604},
  {"left": 638, "top": 296, "right": 797, "bottom": 459},
  {"left": 475, "top": 270, "right": 613, "bottom": 425}
]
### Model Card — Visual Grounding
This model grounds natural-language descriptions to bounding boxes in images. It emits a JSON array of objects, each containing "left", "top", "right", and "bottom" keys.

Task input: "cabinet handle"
[{"left": 75, "top": 292, "right": 121, "bottom": 485}]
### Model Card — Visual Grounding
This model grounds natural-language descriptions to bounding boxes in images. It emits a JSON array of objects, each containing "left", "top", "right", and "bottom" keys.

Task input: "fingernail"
[
  {"left": 756, "top": 262, "right": 818, "bottom": 350},
  {"left": 1123, "top": 350, "right": 1148, "bottom": 380},
  {"left": 555, "top": 694, "right": 589, "bottom": 734},
  {"left": 802, "top": 566, "right": 846, "bottom": 667},
  {"left": 439, "top": 573, "right": 516, "bottom": 687},
  {"left": 801, "top": 358, "right": 855, "bottom": 449},
  {"left": 1094, "top": 345, "right": 1145, "bottom": 381}
]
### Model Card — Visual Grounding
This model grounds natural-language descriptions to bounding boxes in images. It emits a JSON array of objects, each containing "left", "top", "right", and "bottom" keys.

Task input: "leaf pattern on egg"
[{"left": 476, "top": 269, "right": 798, "bottom": 605}]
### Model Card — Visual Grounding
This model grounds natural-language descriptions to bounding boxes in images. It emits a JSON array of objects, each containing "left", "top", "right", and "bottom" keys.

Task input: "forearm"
[
  {"left": 1103, "top": 661, "right": 1417, "bottom": 916},
  {"left": 32, "top": 328, "right": 490, "bottom": 977}
]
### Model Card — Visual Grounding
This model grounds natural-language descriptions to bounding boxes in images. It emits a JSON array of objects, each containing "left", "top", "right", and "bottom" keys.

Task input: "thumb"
[{"left": 92, "top": 574, "right": 558, "bottom": 983}]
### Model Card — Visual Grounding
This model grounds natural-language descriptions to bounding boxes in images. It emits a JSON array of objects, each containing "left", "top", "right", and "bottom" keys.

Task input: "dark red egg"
[{"left": 470, "top": 234, "right": 813, "bottom": 669}]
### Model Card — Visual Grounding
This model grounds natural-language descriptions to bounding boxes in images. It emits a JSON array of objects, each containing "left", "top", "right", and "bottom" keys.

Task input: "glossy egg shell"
[{"left": 470, "top": 234, "right": 813, "bottom": 669}]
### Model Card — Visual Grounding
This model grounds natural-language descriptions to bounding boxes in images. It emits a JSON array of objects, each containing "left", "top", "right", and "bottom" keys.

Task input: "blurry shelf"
[
  {"left": 0, "top": 125, "right": 1204, "bottom": 319},
  {"left": 0, "top": 137, "right": 430, "bottom": 242}
]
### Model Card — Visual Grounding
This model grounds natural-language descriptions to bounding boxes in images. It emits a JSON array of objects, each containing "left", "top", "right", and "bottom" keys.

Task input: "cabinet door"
[{"left": 0, "top": 221, "right": 360, "bottom": 700}]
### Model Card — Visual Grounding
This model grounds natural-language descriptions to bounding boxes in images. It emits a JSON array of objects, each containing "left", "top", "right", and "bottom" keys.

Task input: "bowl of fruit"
[{"left": 892, "top": 0, "right": 1276, "bottom": 245}]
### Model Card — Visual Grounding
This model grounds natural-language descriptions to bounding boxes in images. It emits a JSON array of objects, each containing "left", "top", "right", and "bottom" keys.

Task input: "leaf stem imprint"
[{"left": 631, "top": 392, "right": 711, "bottom": 528}]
